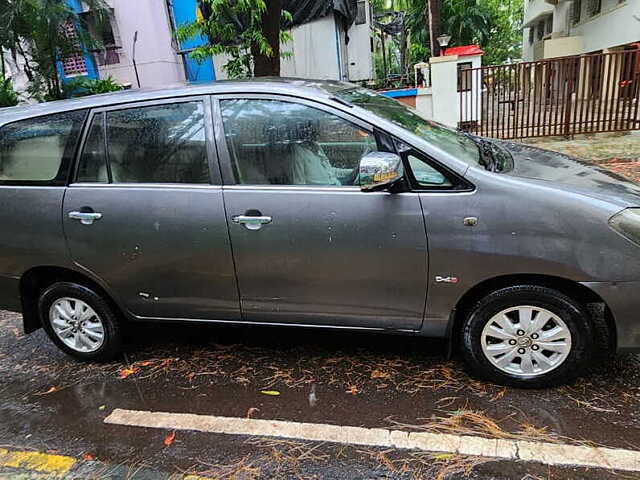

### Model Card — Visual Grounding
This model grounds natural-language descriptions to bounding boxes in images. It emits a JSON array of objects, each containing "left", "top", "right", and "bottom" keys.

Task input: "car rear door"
[
  {"left": 63, "top": 97, "right": 240, "bottom": 321},
  {"left": 215, "top": 95, "right": 428, "bottom": 331}
]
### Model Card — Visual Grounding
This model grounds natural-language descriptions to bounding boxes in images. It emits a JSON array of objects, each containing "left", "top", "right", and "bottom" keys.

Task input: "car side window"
[
  {"left": 0, "top": 110, "right": 86, "bottom": 185},
  {"left": 78, "top": 101, "right": 209, "bottom": 184},
  {"left": 407, "top": 154, "right": 453, "bottom": 188},
  {"left": 77, "top": 113, "right": 107, "bottom": 183},
  {"left": 220, "top": 99, "right": 377, "bottom": 186}
]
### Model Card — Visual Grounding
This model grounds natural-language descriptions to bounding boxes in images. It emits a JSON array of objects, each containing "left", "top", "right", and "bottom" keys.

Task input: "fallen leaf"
[
  {"left": 119, "top": 367, "right": 139, "bottom": 379},
  {"left": 246, "top": 407, "right": 260, "bottom": 418},
  {"left": 163, "top": 431, "right": 176, "bottom": 447},
  {"left": 434, "top": 453, "right": 455, "bottom": 461},
  {"left": 82, "top": 453, "right": 95, "bottom": 461},
  {"left": 346, "top": 385, "right": 359, "bottom": 395},
  {"left": 370, "top": 369, "right": 391, "bottom": 379},
  {"left": 260, "top": 390, "right": 280, "bottom": 396},
  {"left": 98, "top": 405, "right": 106, "bottom": 411},
  {"left": 40, "top": 386, "right": 57, "bottom": 395},
  {"left": 138, "top": 360, "right": 154, "bottom": 367}
]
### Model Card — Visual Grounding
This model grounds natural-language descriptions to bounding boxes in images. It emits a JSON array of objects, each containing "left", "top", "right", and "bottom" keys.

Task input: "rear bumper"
[
  {"left": 0, "top": 274, "right": 21, "bottom": 313},
  {"left": 582, "top": 281, "right": 640, "bottom": 353}
]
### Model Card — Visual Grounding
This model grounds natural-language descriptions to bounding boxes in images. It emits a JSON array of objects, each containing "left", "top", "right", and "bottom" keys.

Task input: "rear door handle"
[
  {"left": 232, "top": 215, "right": 272, "bottom": 231},
  {"left": 69, "top": 211, "right": 103, "bottom": 225}
]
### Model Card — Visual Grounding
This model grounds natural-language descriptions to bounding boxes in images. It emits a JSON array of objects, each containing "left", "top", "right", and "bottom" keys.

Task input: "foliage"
[
  {"left": 175, "top": 0, "right": 292, "bottom": 79},
  {"left": 64, "top": 76, "right": 124, "bottom": 97},
  {"left": 0, "top": 74, "right": 19, "bottom": 107},
  {"left": 373, "top": 0, "right": 523, "bottom": 80},
  {"left": 0, "top": 0, "right": 110, "bottom": 101}
]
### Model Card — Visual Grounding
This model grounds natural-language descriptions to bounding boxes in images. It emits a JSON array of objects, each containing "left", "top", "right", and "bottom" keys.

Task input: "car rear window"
[{"left": 0, "top": 110, "right": 86, "bottom": 185}]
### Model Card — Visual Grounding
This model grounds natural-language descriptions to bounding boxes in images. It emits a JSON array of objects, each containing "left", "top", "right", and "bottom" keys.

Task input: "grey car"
[{"left": 1, "top": 78, "right": 639, "bottom": 388}]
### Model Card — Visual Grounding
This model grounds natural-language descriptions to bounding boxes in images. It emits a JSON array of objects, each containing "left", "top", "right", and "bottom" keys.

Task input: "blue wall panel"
[
  {"left": 60, "top": 0, "right": 99, "bottom": 83},
  {"left": 171, "top": 0, "right": 215, "bottom": 82}
]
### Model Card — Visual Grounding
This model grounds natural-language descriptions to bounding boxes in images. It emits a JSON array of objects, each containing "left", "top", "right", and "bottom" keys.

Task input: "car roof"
[{"left": 0, "top": 78, "right": 357, "bottom": 125}]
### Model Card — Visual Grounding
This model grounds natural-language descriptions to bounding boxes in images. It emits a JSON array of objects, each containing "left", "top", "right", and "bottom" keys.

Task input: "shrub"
[{"left": 0, "top": 75, "right": 20, "bottom": 107}]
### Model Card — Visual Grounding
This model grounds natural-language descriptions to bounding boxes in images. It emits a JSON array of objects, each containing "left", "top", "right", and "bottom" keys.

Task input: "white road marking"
[{"left": 105, "top": 408, "right": 640, "bottom": 472}]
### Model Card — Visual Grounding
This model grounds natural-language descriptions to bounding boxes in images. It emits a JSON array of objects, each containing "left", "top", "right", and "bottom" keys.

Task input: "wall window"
[
  {"left": 545, "top": 15, "right": 553, "bottom": 35},
  {"left": 0, "top": 110, "right": 86, "bottom": 184},
  {"left": 77, "top": 101, "right": 209, "bottom": 184},
  {"left": 587, "top": 0, "right": 601, "bottom": 16},
  {"left": 536, "top": 20, "right": 544, "bottom": 40},
  {"left": 220, "top": 99, "right": 378, "bottom": 186},
  {"left": 528, "top": 27, "right": 535, "bottom": 45},
  {"left": 457, "top": 62, "right": 473, "bottom": 92},
  {"left": 60, "top": 22, "right": 88, "bottom": 76},
  {"left": 572, "top": 0, "right": 582, "bottom": 24},
  {"left": 82, "top": 9, "right": 120, "bottom": 66},
  {"left": 356, "top": 0, "right": 367, "bottom": 25}
]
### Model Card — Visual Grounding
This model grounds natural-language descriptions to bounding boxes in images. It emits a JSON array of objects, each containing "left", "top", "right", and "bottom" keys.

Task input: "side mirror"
[{"left": 359, "top": 152, "right": 404, "bottom": 192}]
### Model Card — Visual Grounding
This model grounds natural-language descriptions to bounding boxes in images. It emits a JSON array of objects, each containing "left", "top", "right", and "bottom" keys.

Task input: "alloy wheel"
[
  {"left": 480, "top": 305, "right": 572, "bottom": 377},
  {"left": 49, "top": 297, "right": 105, "bottom": 353}
]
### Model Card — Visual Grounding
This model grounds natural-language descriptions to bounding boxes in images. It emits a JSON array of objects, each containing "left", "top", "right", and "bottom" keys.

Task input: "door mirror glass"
[{"left": 359, "top": 152, "right": 404, "bottom": 192}]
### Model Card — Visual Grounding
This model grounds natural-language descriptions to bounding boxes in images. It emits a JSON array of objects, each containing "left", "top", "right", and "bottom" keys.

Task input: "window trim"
[
  {"left": 393, "top": 138, "right": 474, "bottom": 193},
  {"left": 0, "top": 109, "right": 88, "bottom": 187},
  {"left": 212, "top": 93, "right": 474, "bottom": 194},
  {"left": 71, "top": 95, "right": 221, "bottom": 186},
  {"left": 213, "top": 93, "right": 376, "bottom": 188}
]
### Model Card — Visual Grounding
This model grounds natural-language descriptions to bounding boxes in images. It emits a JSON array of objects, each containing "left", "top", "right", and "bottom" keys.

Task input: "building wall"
[
  {"left": 215, "top": 10, "right": 373, "bottom": 82},
  {"left": 347, "top": 1, "right": 374, "bottom": 82},
  {"left": 570, "top": 0, "right": 639, "bottom": 53},
  {"left": 96, "top": 0, "right": 185, "bottom": 88},
  {"left": 523, "top": 0, "right": 639, "bottom": 61},
  {"left": 280, "top": 15, "right": 343, "bottom": 80}
]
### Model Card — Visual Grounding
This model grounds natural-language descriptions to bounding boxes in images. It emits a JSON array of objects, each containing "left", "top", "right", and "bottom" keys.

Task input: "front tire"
[
  {"left": 39, "top": 282, "right": 123, "bottom": 362},
  {"left": 461, "top": 285, "right": 593, "bottom": 388}
]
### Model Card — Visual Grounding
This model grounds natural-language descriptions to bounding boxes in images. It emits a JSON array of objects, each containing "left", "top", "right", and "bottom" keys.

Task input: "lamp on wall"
[{"left": 437, "top": 34, "right": 452, "bottom": 56}]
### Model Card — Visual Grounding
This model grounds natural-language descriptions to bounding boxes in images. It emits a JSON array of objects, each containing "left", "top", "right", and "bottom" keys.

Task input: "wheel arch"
[
  {"left": 20, "top": 266, "right": 128, "bottom": 334},
  {"left": 448, "top": 273, "right": 616, "bottom": 354}
]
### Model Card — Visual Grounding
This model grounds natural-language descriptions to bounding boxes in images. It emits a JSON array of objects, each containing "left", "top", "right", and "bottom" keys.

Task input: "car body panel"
[
  {"left": 0, "top": 187, "right": 73, "bottom": 310},
  {"left": 223, "top": 186, "right": 428, "bottom": 330},
  {"left": 63, "top": 185, "right": 240, "bottom": 320},
  {"left": 1, "top": 78, "right": 640, "bottom": 354}
]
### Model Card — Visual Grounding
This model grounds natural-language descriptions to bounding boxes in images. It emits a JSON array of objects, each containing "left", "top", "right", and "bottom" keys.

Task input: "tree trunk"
[
  {"left": 427, "top": 0, "right": 442, "bottom": 58},
  {"left": 253, "top": 0, "right": 282, "bottom": 77}
]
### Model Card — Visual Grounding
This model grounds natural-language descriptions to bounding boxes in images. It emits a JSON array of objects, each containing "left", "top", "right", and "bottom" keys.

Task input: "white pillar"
[{"left": 429, "top": 55, "right": 460, "bottom": 128}]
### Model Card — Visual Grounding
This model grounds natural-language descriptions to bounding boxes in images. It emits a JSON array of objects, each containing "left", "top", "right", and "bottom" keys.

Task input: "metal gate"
[{"left": 458, "top": 49, "right": 640, "bottom": 139}]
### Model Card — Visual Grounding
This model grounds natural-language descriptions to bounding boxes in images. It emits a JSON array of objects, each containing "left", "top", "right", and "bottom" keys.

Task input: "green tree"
[
  {"left": 374, "top": 0, "right": 522, "bottom": 70},
  {"left": 0, "top": 0, "right": 109, "bottom": 101},
  {"left": 176, "top": 0, "right": 292, "bottom": 78},
  {"left": 0, "top": 74, "right": 19, "bottom": 107},
  {"left": 481, "top": 0, "right": 523, "bottom": 65}
]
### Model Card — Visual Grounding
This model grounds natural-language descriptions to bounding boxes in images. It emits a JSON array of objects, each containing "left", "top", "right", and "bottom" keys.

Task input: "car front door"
[
  {"left": 216, "top": 96, "right": 428, "bottom": 331},
  {"left": 63, "top": 97, "right": 240, "bottom": 321}
]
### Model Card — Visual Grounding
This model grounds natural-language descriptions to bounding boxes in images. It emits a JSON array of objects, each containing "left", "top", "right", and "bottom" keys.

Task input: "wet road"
[{"left": 1, "top": 309, "right": 640, "bottom": 479}]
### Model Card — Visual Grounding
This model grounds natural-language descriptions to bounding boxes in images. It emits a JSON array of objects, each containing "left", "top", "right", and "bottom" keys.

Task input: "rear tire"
[
  {"left": 461, "top": 285, "right": 593, "bottom": 388},
  {"left": 39, "top": 282, "right": 123, "bottom": 362}
]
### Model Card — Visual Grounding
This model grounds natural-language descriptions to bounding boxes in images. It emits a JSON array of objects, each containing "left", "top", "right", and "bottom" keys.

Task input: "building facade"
[
  {"left": 3, "top": 0, "right": 374, "bottom": 99},
  {"left": 522, "top": 0, "right": 639, "bottom": 61}
]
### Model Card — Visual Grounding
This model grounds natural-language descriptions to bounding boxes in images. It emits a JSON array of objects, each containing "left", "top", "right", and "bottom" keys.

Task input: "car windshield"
[{"left": 334, "top": 87, "right": 481, "bottom": 168}]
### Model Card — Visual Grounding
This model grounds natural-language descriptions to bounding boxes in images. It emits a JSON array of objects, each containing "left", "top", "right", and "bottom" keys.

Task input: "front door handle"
[
  {"left": 232, "top": 215, "right": 272, "bottom": 231},
  {"left": 69, "top": 211, "right": 103, "bottom": 225}
]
